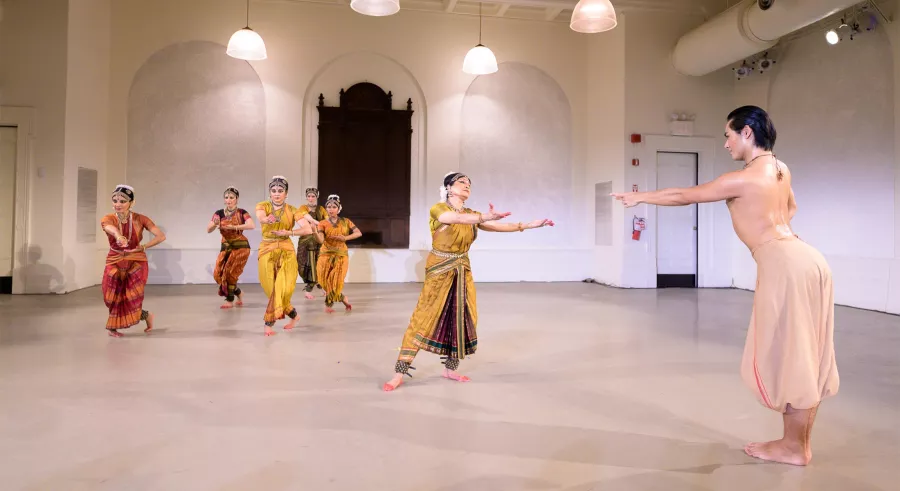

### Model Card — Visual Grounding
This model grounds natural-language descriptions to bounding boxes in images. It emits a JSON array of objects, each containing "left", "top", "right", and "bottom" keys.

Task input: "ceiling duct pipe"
[{"left": 671, "top": 0, "right": 864, "bottom": 77}]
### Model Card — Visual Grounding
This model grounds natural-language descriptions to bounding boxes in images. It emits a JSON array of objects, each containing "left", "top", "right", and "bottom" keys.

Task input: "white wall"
[
  {"left": 620, "top": 10, "right": 737, "bottom": 288},
  {"left": 64, "top": 0, "right": 111, "bottom": 292},
  {"left": 0, "top": 0, "right": 69, "bottom": 293},
  {"left": 733, "top": 18, "right": 899, "bottom": 315},
  {"left": 586, "top": 16, "right": 626, "bottom": 287},
  {"left": 107, "top": 0, "right": 596, "bottom": 285}
]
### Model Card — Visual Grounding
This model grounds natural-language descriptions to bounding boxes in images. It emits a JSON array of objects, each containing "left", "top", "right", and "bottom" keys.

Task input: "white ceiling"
[{"left": 261, "top": 0, "right": 731, "bottom": 24}]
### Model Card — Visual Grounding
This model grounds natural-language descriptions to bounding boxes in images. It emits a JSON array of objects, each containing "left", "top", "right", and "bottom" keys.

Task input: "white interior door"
[
  {"left": 656, "top": 152, "right": 697, "bottom": 279},
  {"left": 0, "top": 126, "right": 17, "bottom": 279}
]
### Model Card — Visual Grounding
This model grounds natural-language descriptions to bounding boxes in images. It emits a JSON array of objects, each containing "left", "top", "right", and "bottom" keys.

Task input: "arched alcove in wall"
[
  {"left": 302, "top": 51, "right": 427, "bottom": 248},
  {"left": 127, "top": 40, "right": 266, "bottom": 251},
  {"left": 768, "top": 29, "right": 894, "bottom": 258},
  {"left": 460, "top": 61, "right": 572, "bottom": 248}
]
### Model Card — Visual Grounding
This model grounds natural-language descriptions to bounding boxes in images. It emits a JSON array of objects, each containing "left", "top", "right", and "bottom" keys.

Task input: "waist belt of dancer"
[
  {"left": 297, "top": 234, "right": 318, "bottom": 247},
  {"left": 221, "top": 239, "right": 250, "bottom": 251},
  {"left": 106, "top": 248, "right": 147, "bottom": 265},
  {"left": 321, "top": 246, "right": 348, "bottom": 257},
  {"left": 430, "top": 249, "right": 467, "bottom": 259},
  {"left": 426, "top": 250, "right": 470, "bottom": 278}
]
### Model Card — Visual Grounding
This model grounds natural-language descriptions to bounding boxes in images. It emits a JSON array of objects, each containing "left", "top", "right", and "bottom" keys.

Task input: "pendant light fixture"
[
  {"left": 570, "top": 0, "right": 618, "bottom": 33},
  {"left": 350, "top": 0, "right": 400, "bottom": 17},
  {"left": 463, "top": 3, "right": 498, "bottom": 75},
  {"left": 227, "top": 0, "right": 267, "bottom": 60}
]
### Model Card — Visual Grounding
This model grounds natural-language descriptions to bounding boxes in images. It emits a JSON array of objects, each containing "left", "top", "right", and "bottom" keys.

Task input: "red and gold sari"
[
  {"left": 212, "top": 208, "right": 252, "bottom": 302},
  {"left": 101, "top": 212, "right": 155, "bottom": 331}
]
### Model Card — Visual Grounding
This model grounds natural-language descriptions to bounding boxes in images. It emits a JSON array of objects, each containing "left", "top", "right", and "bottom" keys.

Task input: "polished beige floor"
[{"left": 0, "top": 283, "right": 897, "bottom": 490}]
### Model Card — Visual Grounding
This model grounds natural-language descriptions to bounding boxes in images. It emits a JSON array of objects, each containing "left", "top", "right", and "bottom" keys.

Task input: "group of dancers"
[{"left": 99, "top": 105, "right": 838, "bottom": 466}]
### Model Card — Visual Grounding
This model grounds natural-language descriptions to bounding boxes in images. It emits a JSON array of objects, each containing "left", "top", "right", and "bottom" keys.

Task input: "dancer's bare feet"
[
  {"left": 325, "top": 306, "right": 335, "bottom": 314},
  {"left": 143, "top": 312, "right": 154, "bottom": 333},
  {"left": 304, "top": 292, "right": 314, "bottom": 300},
  {"left": 264, "top": 325, "right": 276, "bottom": 336},
  {"left": 341, "top": 295, "right": 351, "bottom": 311},
  {"left": 744, "top": 439, "right": 810, "bottom": 466},
  {"left": 220, "top": 301, "right": 234, "bottom": 309},
  {"left": 235, "top": 292, "right": 243, "bottom": 307},
  {"left": 744, "top": 403, "right": 817, "bottom": 466},
  {"left": 442, "top": 368, "right": 470, "bottom": 382},
  {"left": 108, "top": 329, "right": 123, "bottom": 338},
  {"left": 284, "top": 317, "right": 298, "bottom": 330},
  {"left": 383, "top": 374, "right": 404, "bottom": 391}
]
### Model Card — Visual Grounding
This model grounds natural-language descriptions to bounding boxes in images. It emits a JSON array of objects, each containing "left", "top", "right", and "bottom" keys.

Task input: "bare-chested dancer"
[{"left": 612, "top": 105, "right": 838, "bottom": 466}]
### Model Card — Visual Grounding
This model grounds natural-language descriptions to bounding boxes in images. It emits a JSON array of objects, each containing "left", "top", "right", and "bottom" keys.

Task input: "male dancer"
[{"left": 612, "top": 106, "right": 838, "bottom": 465}]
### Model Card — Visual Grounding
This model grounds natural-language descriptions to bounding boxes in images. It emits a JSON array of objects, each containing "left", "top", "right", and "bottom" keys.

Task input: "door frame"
[
  {"left": 655, "top": 151, "right": 699, "bottom": 288},
  {"left": 0, "top": 107, "right": 35, "bottom": 294},
  {"left": 635, "top": 135, "right": 719, "bottom": 288}
]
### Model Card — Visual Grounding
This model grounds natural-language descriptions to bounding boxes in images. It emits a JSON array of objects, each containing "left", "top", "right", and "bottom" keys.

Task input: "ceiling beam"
[
  {"left": 494, "top": 3, "right": 511, "bottom": 17},
  {"left": 544, "top": 6, "right": 563, "bottom": 21}
]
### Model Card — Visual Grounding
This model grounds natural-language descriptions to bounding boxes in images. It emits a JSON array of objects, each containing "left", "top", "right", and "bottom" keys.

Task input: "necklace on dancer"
[
  {"left": 743, "top": 153, "right": 774, "bottom": 169},
  {"left": 446, "top": 198, "right": 465, "bottom": 213}
]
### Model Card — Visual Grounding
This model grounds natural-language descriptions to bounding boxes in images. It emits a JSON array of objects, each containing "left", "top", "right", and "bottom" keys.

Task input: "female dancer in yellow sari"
[
  {"left": 207, "top": 186, "right": 255, "bottom": 309},
  {"left": 314, "top": 194, "right": 361, "bottom": 313},
  {"left": 255, "top": 176, "right": 313, "bottom": 336},
  {"left": 100, "top": 185, "right": 167, "bottom": 337},
  {"left": 383, "top": 172, "right": 553, "bottom": 391},
  {"left": 297, "top": 187, "right": 327, "bottom": 300}
]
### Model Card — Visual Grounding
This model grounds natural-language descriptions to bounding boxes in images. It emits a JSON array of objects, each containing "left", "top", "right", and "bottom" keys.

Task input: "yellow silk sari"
[
  {"left": 256, "top": 201, "right": 300, "bottom": 323},
  {"left": 398, "top": 202, "right": 479, "bottom": 363}
]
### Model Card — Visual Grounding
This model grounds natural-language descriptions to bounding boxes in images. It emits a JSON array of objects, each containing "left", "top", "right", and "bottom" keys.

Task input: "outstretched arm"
[
  {"left": 437, "top": 203, "right": 511, "bottom": 225},
  {"left": 479, "top": 219, "right": 554, "bottom": 232},
  {"left": 612, "top": 171, "right": 744, "bottom": 207}
]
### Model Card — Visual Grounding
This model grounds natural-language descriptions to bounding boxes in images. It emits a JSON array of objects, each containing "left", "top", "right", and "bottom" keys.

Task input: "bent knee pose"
[
  {"left": 208, "top": 186, "right": 255, "bottom": 309},
  {"left": 100, "top": 185, "right": 166, "bottom": 337},
  {"left": 612, "top": 105, "right": 839, "bottom": 466},
  {"left": 383, "top": 172, "right": 553, "bottom": 391}
]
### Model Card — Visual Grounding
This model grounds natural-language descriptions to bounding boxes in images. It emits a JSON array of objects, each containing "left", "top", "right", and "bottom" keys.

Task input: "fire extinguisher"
[{"left": 632, "top": 215, "right": 646, "bottom": 240}]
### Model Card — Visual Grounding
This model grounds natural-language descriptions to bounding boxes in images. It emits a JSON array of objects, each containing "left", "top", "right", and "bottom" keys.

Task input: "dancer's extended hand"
[
  {"left": 272, "top": 229, "right": 292, "bottom": 237},
  {"left": 526, "top": 219, "right": 554, "bottom": 229},
  {"left": 266, "top": 214, "right": 277, "bottom": 224},
  {"left": 610, "top": 192, "right": 641, "bottom": 208},
  {"left": 116, "top": 235, "right": 129, "bottom": 248},
  {"left": 483, "top": 203, "right": 512, "bottom": 222}
]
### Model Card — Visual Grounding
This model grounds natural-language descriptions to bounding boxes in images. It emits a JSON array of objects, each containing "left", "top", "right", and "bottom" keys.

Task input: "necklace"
[
  {"left": 743, "top": 152, "right": 774, "bottom": 169},
  {"left": 446, "top": 199, "right": 465, "bottom": 213},
  {"left": 117, "top": 212, "right": 131, "bottom": 239}
]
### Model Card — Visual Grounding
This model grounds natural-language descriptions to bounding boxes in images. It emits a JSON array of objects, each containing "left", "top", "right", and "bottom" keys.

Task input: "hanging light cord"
[
  {"left": 479, "top": 3, "right": 483, "bottom": 44},
  {"left": 245, "top": 0, "right": 250, "bottom": 28}
]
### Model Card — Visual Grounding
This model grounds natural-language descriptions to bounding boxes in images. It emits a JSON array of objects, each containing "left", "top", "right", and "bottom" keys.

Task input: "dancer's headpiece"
[
  {"left": 268, "top": 176, "right": 288, "bottom": 191},
  {"left": 112, "top": 184, "right": 134, "bottom": 202},
  {"left": 440, "top": 172, "right": 469, "bottom": 201}
]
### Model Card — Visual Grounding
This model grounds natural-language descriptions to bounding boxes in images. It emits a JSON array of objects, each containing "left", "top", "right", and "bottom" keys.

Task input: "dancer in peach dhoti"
[{"left": 612, "top": 105, "right": 838, "bottom": 466}]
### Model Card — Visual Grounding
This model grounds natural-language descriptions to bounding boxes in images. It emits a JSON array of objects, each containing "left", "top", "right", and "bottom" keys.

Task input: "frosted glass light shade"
[
  {"left": 570, "top": 0, "right": 617, "bottom": 33},
  {"left": 463, "top": 44, "right": 498, "bottom": 75},
  {"left": 226, "top": 27, "right": 267, "bottom": 60},
  {"left": 825, "top": 30, "right": 839, "bottom": 44},
  {"left": 350, "top": 0, "right": 400, "bottom": 16}
]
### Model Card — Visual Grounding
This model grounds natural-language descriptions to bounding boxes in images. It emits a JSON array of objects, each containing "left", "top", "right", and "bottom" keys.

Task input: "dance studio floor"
[{"left": 0, "top": 283, "right": 897, "bottom": 490}]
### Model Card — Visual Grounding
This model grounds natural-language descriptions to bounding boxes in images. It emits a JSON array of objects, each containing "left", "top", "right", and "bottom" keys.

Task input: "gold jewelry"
[
  {"left": 477, "top": 212, "right": 484, "bottom": 223},
  {"left": 517, "top": 222, "right": 523, "bottom": 232}
]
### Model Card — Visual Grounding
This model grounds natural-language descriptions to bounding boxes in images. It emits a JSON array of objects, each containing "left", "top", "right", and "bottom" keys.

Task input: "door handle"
[{"left": 692, "top": 226, "right": 697, "bottom": 230}]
